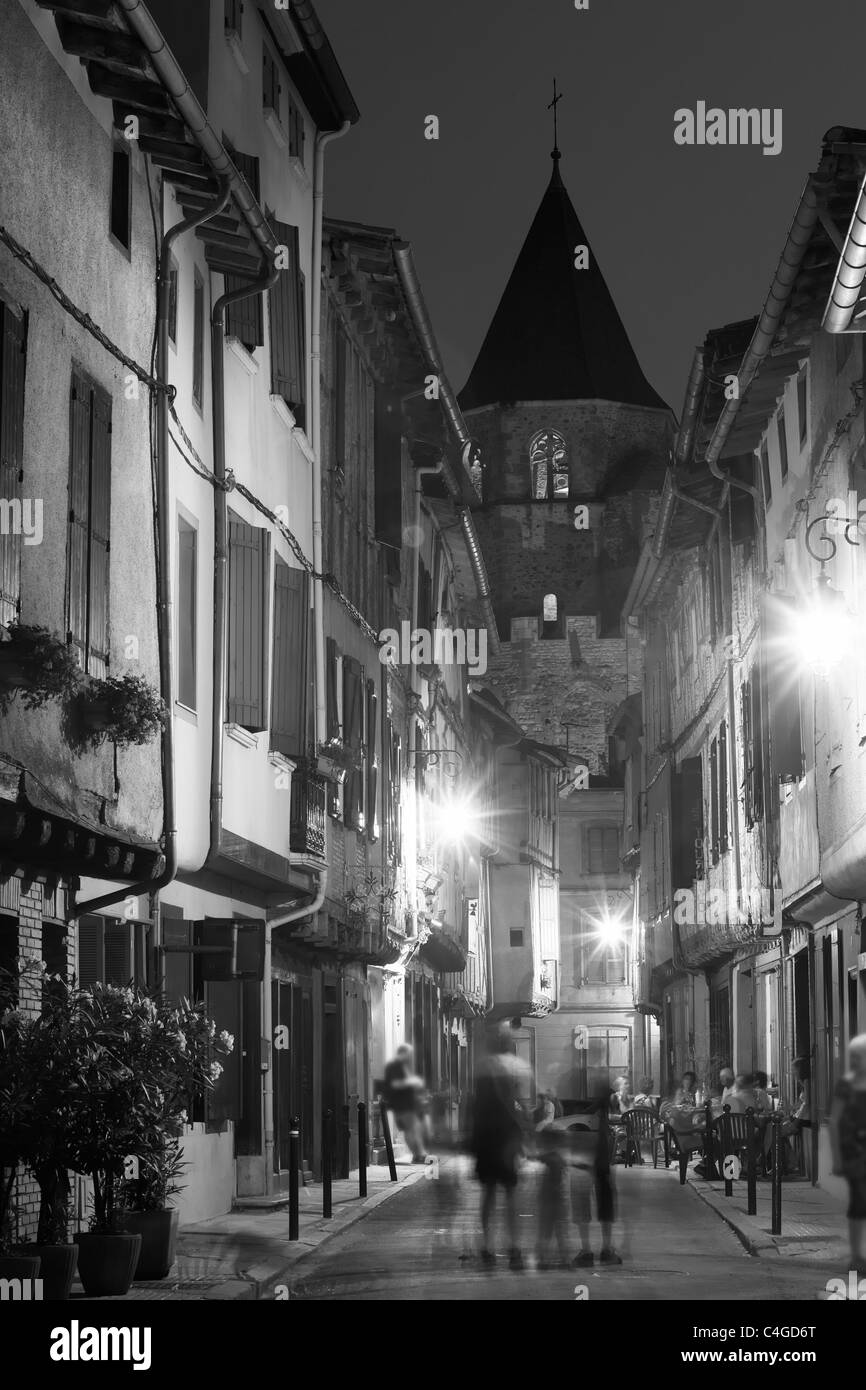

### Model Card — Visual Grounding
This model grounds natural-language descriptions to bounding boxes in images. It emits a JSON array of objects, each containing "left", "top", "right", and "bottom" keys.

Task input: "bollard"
[
  {"left": 771, "top": 1112, "right": 782, "bottom": 1235},
  {"left": 745, "top": 1107, "right": 758, "bottom": 1216},
  {"left": 358, "top": 1102, "right": 368, "bottom": 1198},
  {"left": 722, "top": 1105, "right": 733, "bottom": 1198},
  {"left": 379, "top": 1097, "right": 398, "bottom": 1182},
  {"left": 289, "top": 1116, "right": 300, "bottom": 1241},
  {"left": 322, "top": 1108, "right": 333, "bottom": 1219}
]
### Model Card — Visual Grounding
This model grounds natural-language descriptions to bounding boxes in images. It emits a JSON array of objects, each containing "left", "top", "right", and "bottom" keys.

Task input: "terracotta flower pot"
[
  {"left": 73, "top": 1231, "right": 142, "bottom": 1297},
  {"left": 113, "top": 1209, "right": 178, "bottom": 1280},
  {"left": 31, "top": 1243, "right": 78, "bottom": 1301},
  {"left": 0, "top": 1252, "right": 41, "bottom": 1283}
]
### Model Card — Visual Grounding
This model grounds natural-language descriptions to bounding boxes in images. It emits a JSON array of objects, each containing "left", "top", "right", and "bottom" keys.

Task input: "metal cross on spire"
[{"left": 548, "top": 78, "right": 563, "bottom": 161}]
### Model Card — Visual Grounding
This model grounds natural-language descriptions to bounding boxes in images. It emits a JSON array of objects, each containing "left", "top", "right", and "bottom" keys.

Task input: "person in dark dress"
[
  {"left": 469, "top": 1025, "right": 532, "bottom": 1270},
  {"left": 830, "top": 1033, "right": 866, "bottom": 1275}
]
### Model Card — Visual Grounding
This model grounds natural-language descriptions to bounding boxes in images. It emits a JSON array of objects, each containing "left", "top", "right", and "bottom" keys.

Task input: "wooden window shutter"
[
  {"left": 268, "top": 219, "right": 305, "bottom": 424},
  {"left": 77, "top": 915, "right": 101, "bottom": 988},
  {"left": 87, "top": 386, "right": 112, "bottom": 678},
  {"left": 271, "top": 557, "right": 308, "bottom": 757},
  {"left": 764, "top": 596, "right": 804, "bottom": 782},
  {"left": 192, "top": 270, "right": 204, "bottom": 407},
  {"left": 0, "top": 302, "right": 27, "bottom": 626},
  {"left": 104, "top": 919, "right": 132, "bottom": 985},
  {"left": 224, "top": 146, "right": 264, "bottom": 350},
  {"left": 742, "top": 679, "right": 754, "bottom": 826},
  {"left": 374, "top": 385, "right": 403, "bottom": 549},
  {"left": 672, "top": 756, "right": 704, "bottom": 888},
  {"left": 709, "top": 738, "right": 719, "bottom": 863},
  {"left": 343, "top": 656, "right": 363, "bottom": 828},
  {"left": 751, "top": 665, "right": 764, "bottom": 821},
  {"left": 718, "top": 720, "right": 728, "bottom": 852},
  {"left": 366, "top": 679, "right": 379, "bottom": 841},
  {"left": 67, "top": 372, "right": 91, "bottom": 668},
  {"left": 227, "top": 512, "right": 270, "bottom": 730},
  {"left": 161, "top": 904, "right": 192, "bottom": 1006},
  {"left": 326, "top": 635, "right": 340, "bottom": 741}
]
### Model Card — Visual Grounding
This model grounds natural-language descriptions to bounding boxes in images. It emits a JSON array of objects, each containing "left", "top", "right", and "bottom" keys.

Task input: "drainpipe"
[
  {"left": 311, "top": 122, "right": 351, "bottom": 747},
  {"left": 675, "top": 347, "right": 706, "bottom": 470},
  {"left": 704, "top": 180, "right": 819, "bottom": 496},
  {"left": 70, "top": 181, "right": 233, "bottom": 920},
  {"left": 206, "top": 267, "right": 281, "bottom": 872}
]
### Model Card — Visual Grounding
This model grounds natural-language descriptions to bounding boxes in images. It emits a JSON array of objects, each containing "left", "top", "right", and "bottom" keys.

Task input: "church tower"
[{"left": 460, "top": 147, "right": 673, "bottom": 1103}]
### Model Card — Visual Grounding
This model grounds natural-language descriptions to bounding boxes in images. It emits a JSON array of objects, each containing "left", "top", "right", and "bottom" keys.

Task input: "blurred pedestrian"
[
  {"left": 535, "top": 1125, "right": 570, "bottom": 1268},
  {"left": 830, "top": 1033, "right": 866, "bottom": 1275},
  {"left": 383, "top": 1043, "right": 429, "bottom": 1164},
  {"left": 469, "top": 1024, "right": 532, "bottom": 1270},
  {"left": 569, "top": 1081, "right": 621, "bottom": 1267},
  {"left": 633, "top": 1076, "right": 657, "bottom": 1111}
]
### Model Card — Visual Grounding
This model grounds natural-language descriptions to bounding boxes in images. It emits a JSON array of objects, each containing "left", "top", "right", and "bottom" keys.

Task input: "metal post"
[
  {"left": 322, "top": 1109, "right": 333, "bottom": 1219},
  {"left": 703, "top": 1100, "right": 718, "bottom": 1180},
  {"left": 289, "top": 1117, "right": 300, "bottom": 1241},
  {"left": 379, "top": 1097, "right": 398, "bottom": 1182},
  {"left": 723, "top": 1105, "right": 733, "bottom": 1197},
  {"left": 342, "top": 1102, "right": 351, "bottom": 1181},
  {"left": 771, "top": 1112, "right": 782, "bottom": 1235},
  {"left": 358, "top": 1102, "right": 368, "bottom": 1198},
  {"left": 746, "top": 1107, "right": 757, "bottom": 1217}
]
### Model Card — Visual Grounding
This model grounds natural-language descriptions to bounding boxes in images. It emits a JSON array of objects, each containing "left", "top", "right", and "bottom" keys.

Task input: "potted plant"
[
  {"left": 65, "top": 673, "right": 166, "bottom": 753},
  {"left": 0, "top": 623, "right": 81, "bottom": 716},
  {"left": 114, "top": 1137, "right": 185, "bottom": 1279},
  {"left": 0, "top": 968, "right": 41, "bottom": 1284}
]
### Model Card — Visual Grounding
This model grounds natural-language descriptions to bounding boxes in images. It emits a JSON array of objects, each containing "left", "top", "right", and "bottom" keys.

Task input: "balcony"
[{"left": 290, "top": 771, "right": 327, "bottom": 861}]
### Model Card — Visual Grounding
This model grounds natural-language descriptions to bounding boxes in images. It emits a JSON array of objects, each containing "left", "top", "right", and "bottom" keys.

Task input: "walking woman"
[
  {"left": 469, "top": 1024, "right": 532, "bottom": 1270},
  {"left": 830, "top": 1033, "right": 866, "bottom": 1275}
]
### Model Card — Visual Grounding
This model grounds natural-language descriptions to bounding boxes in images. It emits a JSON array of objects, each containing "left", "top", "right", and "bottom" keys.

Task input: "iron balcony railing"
[{"left": 290, "top": 771, "right": 327, "bottom": 860}]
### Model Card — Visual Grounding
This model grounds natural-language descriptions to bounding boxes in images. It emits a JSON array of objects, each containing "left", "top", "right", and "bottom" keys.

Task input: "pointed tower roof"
[{"left": 459, "top": 156, "right": 668, "bottom": 413}]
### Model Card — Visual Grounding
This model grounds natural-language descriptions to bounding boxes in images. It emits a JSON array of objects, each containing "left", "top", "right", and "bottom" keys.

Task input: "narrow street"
[{"left": 286, "top": 1158, "right": 838, "bottom": 1302}]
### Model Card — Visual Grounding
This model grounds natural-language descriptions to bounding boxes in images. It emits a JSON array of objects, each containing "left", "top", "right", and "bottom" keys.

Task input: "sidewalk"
[
  {"left": 70, "top": 1160, "right": 430, "bottom": 1302},
  {"left": 687, "top": 1169, "right": 849, "bottom": 1266}
]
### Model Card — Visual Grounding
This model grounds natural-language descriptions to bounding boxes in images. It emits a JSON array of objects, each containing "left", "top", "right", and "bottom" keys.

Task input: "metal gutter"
[
  {"left": 392, "top": 241, "right": 501, "bottom": 654},
  {"left": 703, "top": 178, "right": 820, "bottom": 497},
  {"left": 822, "top": 168, "right": 866, "bottom": 334}
]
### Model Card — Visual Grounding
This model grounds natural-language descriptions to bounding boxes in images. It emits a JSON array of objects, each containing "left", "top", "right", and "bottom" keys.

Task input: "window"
[
  {"left": 374, "top": 385, "right": 403, "bottom": 550},
  {"left": 777, "top": 410, "right": 789, "bottom": 480},
  {"left": 510, "top": 929, "right": 524, "bottom": 948},
  {"left": 167, "top": 258, "right": 178, "bottom": 346},
  {"left": 742, "top": 669, "right": 764, "bottom": 827},
  {"left": 332, "top": 323, "right": 347, "bottom": 471},
  {"left": 384, "top": 721, "right": 402, "bottom": 862},
  {"left": 269, "top": 219, "right": 306, "bottom": 426},
  {"left": 326, "top": 636, "right": 342, "bottom": 742},
  {"left": 586, "top": 826, "right": 619, "bottom": 874},
  {"left": 0, "top": 299, "right": 27, "bottom": 626},
  {"left": 262, "top": 47, "right": 280, "bottom": 114},
  {"left": 760, "top": 439, "right": 771, "bottom": 505},
  {"left": 529, "top": 429, "right": 568, "bottom": 500},
  {"left": 342, "top": 657, "right": 366, "bottom": 830},
  {"left": 710, "top": 720, "right": 728, "bottom": 862},
  {"left": 227, "top": 511, "right": 270, "bottom": 731},
  {"left": 672, "top": 756, "right": 704, "bottom": 888},
  {"left": 579, "top": 1025, "right": 630, "bottom": 1098},
  {"left": 67, "top": 370, "right": 111, "bottom": 677},
  {"left": 192, "top": 269, "right": 204, "bottom": 408},
  {"left": 177, "top": 517, "right": 197, "bottom": 710},
  {"left": 582, "top": 932, "right": 627, "bottom": 986},
  {"left": 797, "top": 369, "right": 808, "bottom": 446},
  {"left": 540, "top": 592, "right": 564, "bottom": 639},
  {"left": 225, "top": 0, "right": 243, "bottom": 36},
  {"left": 271, "top": 557, "right": 308, "bottom": 757},
  {"left": 288, "top": 95, "right": 305, "bottom": 163},
  {"left": 110, "top": 143, "right": 131, "bottom": 250},
  {"left": 366, "top": 679, "right": 379, "bottom": 841},
  {"left": 223, "top": 144, "right": 264, "bottom": 352},
  {"left": 77, "top": 915, "right": 149, "bottom": 989},
  {"left": 765, "top": 596, "right": 804, "bottom": 783}
]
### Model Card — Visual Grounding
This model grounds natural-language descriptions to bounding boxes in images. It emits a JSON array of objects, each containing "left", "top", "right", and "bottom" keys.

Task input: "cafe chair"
[{"left": 624, "top": 1106, "right": 666, "bottom": 1168}]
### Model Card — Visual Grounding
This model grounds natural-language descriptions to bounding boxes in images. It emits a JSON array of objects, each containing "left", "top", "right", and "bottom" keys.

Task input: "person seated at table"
[
  {"left": 719, "top": 1067, "right": 736, "bottom": 1102},
  {"left": 752, "top": 1071, "right": 774, "bottom": 1114},
  {"left": 632, "top": 1076, "right": 657, "bottom": 1111},
  {"left": 609, "top": 1075, "right": 633, "bottom": 1116},
  {"left": 672, "top": 1070, "right": 698, "bottom": 1110}
]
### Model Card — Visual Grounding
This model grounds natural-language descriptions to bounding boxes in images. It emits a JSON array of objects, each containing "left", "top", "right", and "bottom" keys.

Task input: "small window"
[
  {"left": 777, "top": 411, "right": 789, "bottom": 480},
  {"left": 263, "top": 47, "right": 280, "bottom": 114},
  {"left": 177, "top": 517, "right": 197, "bottom": 711},
  {"left": 510, "top": 929, "right": 524, "bottom": 948},
  {"left": 587, "top": 826, "right": 619, "bottom": 874},
  {"left": 167, "top": 258, "right": 178, "bottom": 346},
  {"left": 541, "top": 592, "right": 564, "bottom": 639},
  {"left": 796, "top": 369, "right": 808, "bottom": 446},
  {"left": 288, "top": 95, "right": 306, "bottom": 163},
  {"left": 193, "top": 269, "right": 204, "bottom": 408},
  {"left": 760, "top": 439, "right": 772, "bottom": 505},
  {"left": 110, "top": 144, "right": 131, "bottom": 250}
]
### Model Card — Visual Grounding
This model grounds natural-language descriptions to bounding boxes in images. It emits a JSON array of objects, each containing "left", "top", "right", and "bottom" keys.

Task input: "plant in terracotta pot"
[
  {"left": 64, "top": 673, "right": 166, "bottom": 753},
  {"left": 114, "top": 1138, "right": 186, "bottom": 1280},
  {"left": 0, "top": 623, "right": 81, "bottom": 716}
]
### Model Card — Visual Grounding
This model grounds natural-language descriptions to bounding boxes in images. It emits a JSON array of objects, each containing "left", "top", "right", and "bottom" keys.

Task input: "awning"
[{"left": 418, "top": 926, "right": 466, "bottom": 974}]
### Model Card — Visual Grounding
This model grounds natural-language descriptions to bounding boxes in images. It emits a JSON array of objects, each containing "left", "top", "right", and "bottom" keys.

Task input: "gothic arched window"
[{"left": 530, "top": 430, "right": 569, "bottom": 500}]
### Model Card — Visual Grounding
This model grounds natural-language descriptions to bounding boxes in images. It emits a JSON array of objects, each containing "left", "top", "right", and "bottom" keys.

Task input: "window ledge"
[
  {"left": 292, "top": 426, "right": 315, "bottom": 464},
  {"left": 270, "top": 394, "right": 296, "bottom": 430},
  {"left": 289, "top": 154, "right": 310, "bottom": 190},
  {"left": 264, "top": 107, "right": 288, "bottom": 150},
  {"left": 268, "top": 751, "right": 296, "bottom": 775},
  {"left": 226, "top": 336, "right": 259, "bottom": 374},
  {"left": 225, "top": 29, "right": 249, "bottom": 75},
  {"left": 226, "top": 722, "right": 259, "bottom": 749}
]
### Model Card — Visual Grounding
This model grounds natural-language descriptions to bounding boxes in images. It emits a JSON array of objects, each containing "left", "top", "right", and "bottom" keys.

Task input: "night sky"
[{"left": 315, "top": 0, "right": 866, "bottom": 414}]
